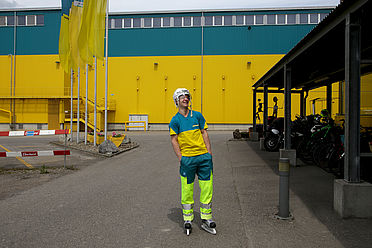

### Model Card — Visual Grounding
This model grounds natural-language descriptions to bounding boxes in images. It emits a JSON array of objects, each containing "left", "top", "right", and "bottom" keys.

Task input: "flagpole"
[
  {"left": 70, "top": 68, "right": 73, "bottom": 141},
  {"left": 77, "top": 67, "right": 80, "bottom": 143},
  {"left": 94, "top": 57, "right": 97, "bottom": 146},
  {"left": 104, "top": 0, "right": 109, "bottom": 141},
  {"left": 85, "top": 63, "right": 88, "bottom": 144}
]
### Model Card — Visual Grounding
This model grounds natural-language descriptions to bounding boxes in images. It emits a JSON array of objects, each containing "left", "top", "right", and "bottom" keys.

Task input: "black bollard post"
[{"left": 275, "top": 158, "right": 293, "bottom": 220}]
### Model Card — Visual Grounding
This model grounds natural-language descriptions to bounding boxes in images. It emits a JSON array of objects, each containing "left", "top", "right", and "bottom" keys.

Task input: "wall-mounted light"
[
  {"left": 154, "top": 62, "right": 158, "bottom": 66},
  {"left": 55, "top": 61, "right": 60, "bottom": 64},
  {"left": 251, "top": 75, "right": 255, "bottom": 80},
  {"left": 222, "top": 75, "right": 225, "bottom": 80},
  {"left": 193, "top": 75, "right": 197, "bottom": 80},
  {"left": 164, "top": 75, "right": 168, "bottom": 80},
  {"left": 136, "top": 76, "right": 140, "bottom": 80},
  {"left": 247, "top": 61, "right": 251, "bottom": 69}
]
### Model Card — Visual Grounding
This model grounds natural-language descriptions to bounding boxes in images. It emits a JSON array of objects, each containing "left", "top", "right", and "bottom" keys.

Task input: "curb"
[{"left": 50, "top": 141, "right": 140, "bottom": 158}]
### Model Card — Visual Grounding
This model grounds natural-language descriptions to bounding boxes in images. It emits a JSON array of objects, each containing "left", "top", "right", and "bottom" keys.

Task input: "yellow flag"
[
  {"left": 58, "top": 0, "right": 74, "bottom": 73},
  {"left": 78, "top": 0, "right": 107, "bottom": 65},
  {"left": 69, "top": 0, "right": 85, "bottom": 71}
]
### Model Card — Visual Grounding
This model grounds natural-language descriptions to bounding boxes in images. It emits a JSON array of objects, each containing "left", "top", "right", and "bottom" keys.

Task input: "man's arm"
[
  {"left": 201, "top": 129, "right": 212, "bottom": 156},
  {"left": 171, "top": 134, "right": 182, "bottom": 161}
]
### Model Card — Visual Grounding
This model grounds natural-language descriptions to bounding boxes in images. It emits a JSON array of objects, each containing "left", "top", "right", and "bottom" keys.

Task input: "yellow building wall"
[
  {"left": 1, "top": 54, "right": 371, "bottom": 127},
  {"left": 0, "top": 54, "right": 64, "bottom": 124}
]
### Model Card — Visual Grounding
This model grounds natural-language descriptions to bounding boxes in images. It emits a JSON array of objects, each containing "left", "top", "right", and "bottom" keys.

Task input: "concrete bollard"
[{"left": 275, "top": 157, "right": 293, "bottom": 220}]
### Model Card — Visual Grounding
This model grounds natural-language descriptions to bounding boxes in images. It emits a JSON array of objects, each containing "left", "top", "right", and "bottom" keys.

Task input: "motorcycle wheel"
[{"left": 264, "top": 133, "right": 281, "bottom": 152}]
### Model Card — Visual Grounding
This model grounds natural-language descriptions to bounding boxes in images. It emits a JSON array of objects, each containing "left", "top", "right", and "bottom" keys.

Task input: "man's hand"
[{"left": 171, "top": 135, "right": 182, "bottom": 161}]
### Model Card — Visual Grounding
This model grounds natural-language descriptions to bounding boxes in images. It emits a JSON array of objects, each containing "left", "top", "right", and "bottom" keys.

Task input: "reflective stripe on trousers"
[{"left": 181, "top": 173, "right": 213, "bottom": 221}]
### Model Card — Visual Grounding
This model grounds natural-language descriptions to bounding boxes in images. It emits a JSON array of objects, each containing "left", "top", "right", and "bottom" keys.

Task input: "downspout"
[
  {"left": 12, "top": 11, "right": 17, "bottom": 129},
  {"left": 201, "top": 11, "right": 204, "bottom": 114},
  {"left": 9, "top": 54, "right": 13, "bottom": 122}
]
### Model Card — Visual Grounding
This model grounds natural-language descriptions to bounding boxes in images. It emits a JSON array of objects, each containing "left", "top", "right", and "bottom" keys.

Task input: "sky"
[{"left": 0, "top": 0, "right": 341, "bottom": 12}]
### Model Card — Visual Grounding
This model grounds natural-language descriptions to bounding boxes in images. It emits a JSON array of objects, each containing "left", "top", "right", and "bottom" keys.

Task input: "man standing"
[{"left": 169, "top": 88, "right": 216, "bottom": 235}]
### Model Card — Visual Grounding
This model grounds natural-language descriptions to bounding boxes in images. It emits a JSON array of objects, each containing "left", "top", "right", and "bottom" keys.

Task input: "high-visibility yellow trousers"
[{"left": 180, "top": 153, "right": 213, "bottom": 221}]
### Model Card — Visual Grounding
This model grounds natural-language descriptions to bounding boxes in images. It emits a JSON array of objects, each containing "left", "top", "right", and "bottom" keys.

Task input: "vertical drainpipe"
[
  {"left": 200, "top": 11, "right": 204, "bottom": 114},
  {"left": 9, "top": 54, "right": 13, "bottom": 123},
  {"left": 12, "top": 11, "right": 17, "bottom": 129}
]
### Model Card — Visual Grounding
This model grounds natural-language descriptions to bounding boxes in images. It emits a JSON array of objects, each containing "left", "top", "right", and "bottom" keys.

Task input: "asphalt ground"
[
  {"left": 0, "top": 131, "right": 372, "bottom": 247},
  {"left": 0, "top": 135, "right": 102, "bottom": 170}
]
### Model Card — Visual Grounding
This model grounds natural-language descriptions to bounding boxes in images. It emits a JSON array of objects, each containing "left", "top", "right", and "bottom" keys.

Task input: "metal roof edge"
[
  {"left": 110, "top": 6, "right": 336, "bottom": 15},
  {"left": 0, "top": 7, "right": 61, "bottom": 12}
]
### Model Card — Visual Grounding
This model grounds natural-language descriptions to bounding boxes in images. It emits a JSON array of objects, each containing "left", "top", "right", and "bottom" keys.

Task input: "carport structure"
[{"left": 252, "top": 0, "right": 372, "bottom": 218}]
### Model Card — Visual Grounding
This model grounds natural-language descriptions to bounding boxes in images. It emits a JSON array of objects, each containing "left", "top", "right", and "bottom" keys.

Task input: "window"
[
  {"left": 7, "top": 15, "right": 14, "bottom": 26},
  {"left": 163, "top": 17, "right": 170, "bottom": 27},
  {"left": 114, "top": 18, "right": 122, "bottom": 28},
  {"left": 193, "top": 16, "right": 201, "bottom": 26},
  {"left": 36, "top": 15, "right": 44, "bottom": 25},
  {"left": 267, "top": 15, "right": 276, "bottom": 24},
  {"left": 27, "top": 15, "right": 35, "bottom": 25},
  {"left": 300, "top": 13, "right": 308, "bottom": 24},
  {"left": 246, "top": 15, "right": 254, "bottom": 25},
  {"left": 310, "top": 13, "right": 318, "bottom": 24},
  {"left": 214, "top": 16, "right": 222, "bottom": 25},
  {"left": 287, "top": 14, "right": 296, "bottom": 24},
  {"left": 184, "top": 16, "right": 191, "bottom": 26},
  {"left": 320, "top": 13, "right": 328, "bottom": 22},
  {"left": 0, "top": 16, "right": 5, "bottom": 26},
  {"left": 153, "top": 17, "right": 161, "bottom": 27},
  {"left": 255, "top": 15, "right": 264, "bottom": 25},
  {"left": 236, "top": 15, "right": 244, "bottom": 25},
  {"left": 124, "top": 18, "right": 131, "bottom": 28},
  {"left": 174, "top": 17, "right": 182, "bottom": 27},
  {"left": 144, "top": 18, "right": 152, "bottom": 27},
  {"left": 205, "top": 16, "right": 213, "bottom": 26},
  {"left": 224, "top": 16, "right": 232, "bottom": 25},
  {"left": 133, "top": 18, "right": 141, "bottom": 28},
  {"left": 277, "top": 14, "right": 285, "bottom": 24},
  {"left": 17, "top": 15, "right": 25, "bottom": 26}
]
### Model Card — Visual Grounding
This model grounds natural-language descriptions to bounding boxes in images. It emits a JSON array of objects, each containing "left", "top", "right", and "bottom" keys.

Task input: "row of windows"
[
  {"left": 0, "top": 15, "right": 45, "bottom": 27},
  {"left": 109, "top": 13, "right": 329, "bottom": 29}
]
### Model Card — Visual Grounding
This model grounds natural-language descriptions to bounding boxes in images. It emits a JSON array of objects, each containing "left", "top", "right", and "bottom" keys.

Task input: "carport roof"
[{"left": 253, "top": 0, "right": 372, "bottom": 91}]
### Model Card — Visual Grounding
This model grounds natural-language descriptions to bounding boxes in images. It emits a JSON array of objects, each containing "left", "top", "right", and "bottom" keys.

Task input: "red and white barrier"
[
  {"left": 0, "top": 150, "right": 70, "bottom": 157},
  {"left": 0, "top": 129, "right": 70, "bottom": 137}
]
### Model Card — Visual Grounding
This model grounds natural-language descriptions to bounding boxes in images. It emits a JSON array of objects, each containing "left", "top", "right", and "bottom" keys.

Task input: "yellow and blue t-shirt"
[{"left": 169, "top": 110, "right": 209, "bottom": 157}]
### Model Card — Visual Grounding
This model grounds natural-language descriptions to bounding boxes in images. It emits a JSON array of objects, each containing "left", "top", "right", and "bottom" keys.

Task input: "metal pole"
[
  {"left": 300, "top": 91, "right": 304, "bottom": 117},
  {"left": 70, "top": 68, "right": 73, "bottom": 141},
  {"left": 9, "top": 54, "right": 13, "bottom": 126},
  {"left": 201, "top": 11, "right": 204, "bottom": 114},
  {"left": 263, "top": 85, "right": 268, "bottom": 132},
  {"left": 94, "top": 57, "right": 97, "bottom": 146},
  {"left": 12, "top": 11, "right": 17, "bottom": 129},
  {"left": 77, "top": 67, "right": 80, "bottom": 143},
  {"left": 64, "top": 129, "right": 67, "bottom": 169},
  {"left": 85, "top": 64, "right": 88, "bottom": 145},
  {"left": 344, "top": 14, "right": 361, "bottom": 182},
  {"left": 284, "top": 65, "right": 292, "bottom": 150},
  {"left": 326, "top": 85, "right": 332, "bottom": 116},
  {"left": 253, "top": 89, "right": 257, "bottom": 132},
  {"left": 104, "top": 0, "right": 109, "bottom": 141},
  {"left": 275, "top": 158, "right": 293, "bottom": 220}
]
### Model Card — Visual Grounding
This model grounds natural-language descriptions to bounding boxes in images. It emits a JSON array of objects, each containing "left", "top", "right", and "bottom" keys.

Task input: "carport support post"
[
  {"left": 326, "top": 85, "right": 332, "bottom": 116},
  {"left": 300, "top": 91, "right": 305, "bottom": 117},
  {"left": 253, "top": 89, "right": 257, "bottom": 132},
  {"left": 344, "top": 15, "right": 361, "bottom": 182},
  {"left": 284, "top": 65, "right": 291, "bottom": 150},
  {"left": 263, "top": 86, "right": 268, "bottom": 132}
]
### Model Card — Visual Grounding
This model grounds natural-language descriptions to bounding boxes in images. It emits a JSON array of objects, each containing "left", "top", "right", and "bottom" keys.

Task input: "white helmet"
[{"left": 173, "top": 88, "right": 191, "bottom": 107}]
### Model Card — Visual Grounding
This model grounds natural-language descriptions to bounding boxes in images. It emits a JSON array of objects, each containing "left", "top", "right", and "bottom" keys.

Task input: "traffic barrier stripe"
[
  {"left": 0, "top": 150, "right": 70, "bottom": 157},
  {"left": 0, "top": 129, "right": 70, "bottom": 137}
]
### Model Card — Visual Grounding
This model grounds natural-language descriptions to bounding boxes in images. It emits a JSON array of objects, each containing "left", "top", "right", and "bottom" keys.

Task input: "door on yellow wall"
[{"left": 48, "top": 99, "right": 59, "bottom": 130}]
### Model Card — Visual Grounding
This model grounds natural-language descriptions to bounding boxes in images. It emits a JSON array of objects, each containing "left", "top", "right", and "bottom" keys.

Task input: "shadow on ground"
[{"left": 245, "top": 140, "right": 372, "bottom": 248}]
